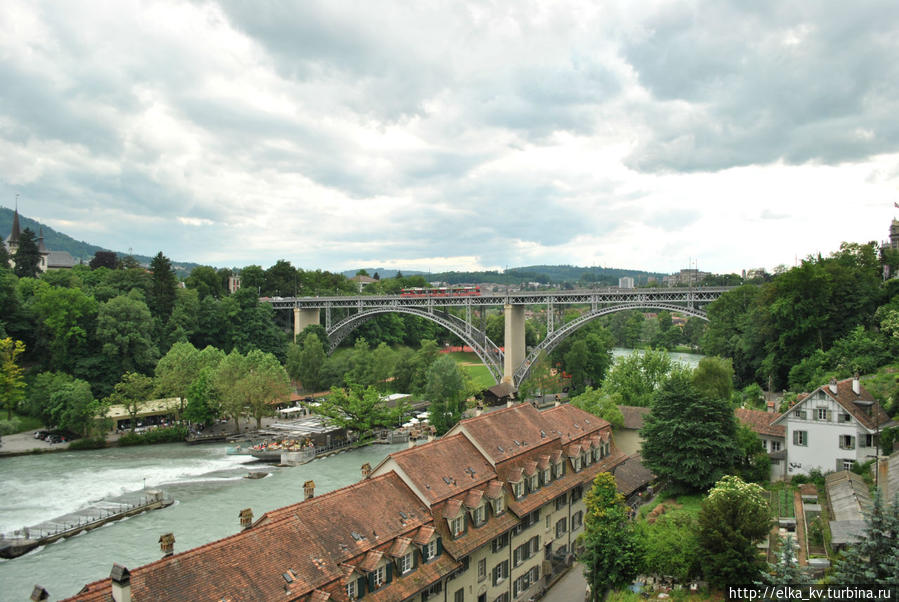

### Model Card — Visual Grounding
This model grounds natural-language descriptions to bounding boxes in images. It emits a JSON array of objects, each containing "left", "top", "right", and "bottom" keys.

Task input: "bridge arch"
[
  {"left": 327, "top": 307, "right": 504, "bottom": 384},
  {"left": 514, "top": 302, "right": 709, "bottom": 384}
]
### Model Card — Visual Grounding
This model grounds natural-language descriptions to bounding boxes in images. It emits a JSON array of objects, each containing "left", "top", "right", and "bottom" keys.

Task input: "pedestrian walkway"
[{"left": 543, "top": 564, "right": 587, "bottom": 602}]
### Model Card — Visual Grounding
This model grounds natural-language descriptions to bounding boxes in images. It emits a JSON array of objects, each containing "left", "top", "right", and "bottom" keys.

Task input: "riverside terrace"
[{"left": 62, "top": 403, "right": 651, "bottom": 602}]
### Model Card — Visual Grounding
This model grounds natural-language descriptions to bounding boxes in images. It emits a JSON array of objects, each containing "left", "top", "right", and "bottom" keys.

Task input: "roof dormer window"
[
  {"left": 512, "top": 480, "right": 524, "bottom": 499},
  {"left": 470, "top": 504, "right": 486, "bottom": 527},
  {"left": 450, "top": 515, "right": 465, "bottom": 537}
]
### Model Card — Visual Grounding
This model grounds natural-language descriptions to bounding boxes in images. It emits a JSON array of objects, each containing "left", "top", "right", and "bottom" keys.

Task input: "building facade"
[
  {"left": 772, "top": 377, "right": 895, "bottom": 477},
  {"left": 65, "top": 403, "right": 646, "bottom": 602}
]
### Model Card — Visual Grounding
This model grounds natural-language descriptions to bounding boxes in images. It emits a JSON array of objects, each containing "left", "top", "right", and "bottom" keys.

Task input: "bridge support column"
[
  {"left": 503, "top": 304, "right": 525, "bottom": 384},
  {"left": 293, "top": 308, "right": 321, "bottom": 340}
]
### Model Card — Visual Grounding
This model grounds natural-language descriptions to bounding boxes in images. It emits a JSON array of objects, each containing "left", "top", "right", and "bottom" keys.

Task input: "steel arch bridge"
[{"left": 265, "top": 286, "right": 732, "bottom": 387}]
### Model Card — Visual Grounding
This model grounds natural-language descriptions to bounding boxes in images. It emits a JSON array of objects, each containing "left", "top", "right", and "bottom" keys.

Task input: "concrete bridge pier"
[
  {"left": 503, "top": 304, "right": 525, "bottom": 384},
  {"left": 293, "top": 308, "right": 321, "bottom": 340}
]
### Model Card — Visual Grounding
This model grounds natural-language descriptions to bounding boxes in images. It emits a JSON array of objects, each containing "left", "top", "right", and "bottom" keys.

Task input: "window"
[
  {"left": 513, "top": 537, "right": 540, "bottom": 567},
  {"left": 455, "top": 588, "right": 464, "bottom": 602},
  {"left": 840, "top": 412, "right": 852, "bottom": 423},
  {"left": 492, "top": 496, "right": 505, "bottom": 515},
  {"left": 793, "top": 409, "right": 807, "bottom": 420},
  {"left": 513, "top": 567, "right": 540, "bottom": 598},
  {"left": 422, "top": 582, "right": 442, "bottom": 601},
  {"left": 842, "top": 459, "right": 856, "bottom": 471},
  {"left": 512, "top": 481, "right": 524, "bottom": 499},
  {"left": 555, "top": 517, "right": 567, "bottom": 538},
  {"left": 541, "top": 468, "right": 550, "bottom": 485},
  {"left": 545, "top": 515, "right": 551, "bottom": 529},
  {"left": 491, "top": 560, "right": 509, "bottom": 586},
  {"left": 399, "top": 552, "right": 413, "bottom": 575},
  {"left": 554, "top": 461, "right": 564, "bottom": 479},
  {"left": 450, "top": 516, "right": 465, "bottom": 537},
  {"left": 571, "top": 511, "right": 583, "bottom": 531},
  {"left": 793, "top": 430, "right": 808, "bottom": 446},
  {"left": 477, "top": 558, "right": 486, "bottom": 582},
  {"left": 527, "top": 474, "right": 538, "bottom": 493},
  {"left": 839, "top": 435, "right": 855, "bottom": 450},
  {"left": 493, "top": 594, "right": 510, "bottom": 602},
  {"left": 373, "top": 565, "right": 385, "bottom": 588},
  {"left": 573, "top": 456, "right": 582, "bottom": 472},
  {"left": 491, "top": 532, "right": 509, "bottom": 552},
  {"left": 592, "top": 447, "right": 599, "bottom": 462},
  {"left": 770, "top": 440, "right": 782, "bottom": 452},
  {"left": 471, "top": 505, "right": 486, "bottom": 526},
  {"left": 555, "top": 494, "right": 567, "bottom": 511},
  {"left": 347, "top": 579, "right": 358, "bottom": 600},
  {"left": 423, "top": 539, "right": 438, "bottom": 561},
  {"left": 816, "top": 407, "right": 828, "bottom": 421},
  {"left": 862, "top": 434, "right": 875, "bottom": 448},
  {"left": 570, "top": 485, "right": 584, "bottom": 501}
]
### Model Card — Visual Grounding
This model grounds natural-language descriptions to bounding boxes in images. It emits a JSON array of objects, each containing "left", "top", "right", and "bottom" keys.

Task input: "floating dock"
[{"left": 0, "top": 489, "right": 173, "bottom": 559}]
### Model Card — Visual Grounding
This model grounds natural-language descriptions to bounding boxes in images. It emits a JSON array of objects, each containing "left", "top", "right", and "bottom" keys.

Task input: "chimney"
[
  {"left": 304, "top": 480, "right": 315, "bottom": 500},
  {"left": 829, "top": 378, "right": 838, "bottom": 394},
  {"left": 506, "top": 400, "right": 513, "bottom": 408},
  {"left": 239, "top": 508, "right": 253, "bottom": 530},
  {"left": 30, "top": 586, "right": 50, "bottom": 601},
  {"left": 361, "top": 463, "right": 372, "bottom": 479},
  {"left": 159, "top": 533, "right": 175, "bottom": 557},
  {"left": 766, "top": 401, "right": 775, "bottom": 414},
  {"left": 110, "top": 564, "right": 131, "bottom": 602},
  {"left": 852, "top": 372, "right": 860, "bottom": 396}
]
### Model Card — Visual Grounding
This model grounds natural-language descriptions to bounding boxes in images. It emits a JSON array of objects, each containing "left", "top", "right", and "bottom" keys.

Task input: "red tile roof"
[
  {"left": 388, "top": 537, "right": 411, "bottom": 558},
  {"left": 442, "top": 498, "right": 464, "bottom": 518},
  {"left": 541, "top": 404, "right": 608, "bottom": 444},
  {"left": 463, "top": 489, "right": 484, "bottom": 508},
  {"left": 485, "top": 480, "right": 505, "bottom": 499},
  {"left": 776, "top": 378, "right": 893, "bottom": 431},
  {"left": 366, "top": 553, "right": 459, "bottom": 602},
  {"left": 382, "top": 434, "right": 495, "bottom": 504},
  {"left": 735, "top": 408, "right": 785, "bottom": 438},
  {"left": 617, "top": 405, "right": 650, "bottom": 430},
  {"left": 358, "top": 550, "right": 384, "bottom": 573},
  {"left": 412, "top": 526, "right": 435, "bottom": 546},
  {"left": 456, "top": 404, "right": 560, "bottom": 464}
]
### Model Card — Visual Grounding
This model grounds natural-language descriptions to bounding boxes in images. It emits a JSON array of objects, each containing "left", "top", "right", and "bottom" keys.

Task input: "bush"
[
  {"left": 0, "top": 418, "right": 21, "bottom": 436},
  {"left": 118, "top": 426, "right": 188, "bottom": 446},
  {"left": 69, "top": 437, "right": 108, "bottom": 450}
]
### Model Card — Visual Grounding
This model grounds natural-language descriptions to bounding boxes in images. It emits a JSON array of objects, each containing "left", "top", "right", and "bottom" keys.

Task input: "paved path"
[
  {"left": 793, "top": 489, "right": 808, "bottom": 566},
  {"left": 0, "top": 430, "right": 71, "bottom": 454},
  {"left": 544, "top": 564, "right": 588, "bottom": 602}
]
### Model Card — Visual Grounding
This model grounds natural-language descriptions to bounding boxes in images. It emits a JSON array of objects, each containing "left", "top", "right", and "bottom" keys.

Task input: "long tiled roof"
[
  {"left": 541, "top": 403, "right": 609, "bottom": 445},
  {"left": 382, "top": 434, "right": 495, "bottom": 504},
  {"left": 735, "top": 408, "right": 785, "bottom": 438},
  {"left": 455, "top": 404, "right": 561, "bottom": 464},
  {"left": 612, "top": 454, "right": 655, "bottom": 497},
  {"left": 775, "top": 378, "right": 892, "bottom": 430},
  {"left": 617, "top": 405, "right": 651, "bottom": 430}
]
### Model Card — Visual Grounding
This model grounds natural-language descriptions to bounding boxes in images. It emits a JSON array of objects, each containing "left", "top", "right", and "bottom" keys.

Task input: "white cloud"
[{"left": 1, "top": 0, "right": 898, "bottom": 275}]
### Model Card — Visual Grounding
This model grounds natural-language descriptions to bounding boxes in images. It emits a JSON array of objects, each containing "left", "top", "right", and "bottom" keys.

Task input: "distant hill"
[
  {"left": 341, "top": 268, "right": 428, "bottom": 279},
  {"left": 429, "top": 264, "right": 667, "bottom": 286},
  {"left": 0, "top": 207, "right": 201, "bottom": 276}
]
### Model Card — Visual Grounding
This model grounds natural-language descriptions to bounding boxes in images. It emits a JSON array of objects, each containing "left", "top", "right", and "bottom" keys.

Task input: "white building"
[
  {"left": 618, "top": 276, "right": 634, "bottom": 289},
  {"left": 772, "top": 377, "right": 896, "bottom": 477}
]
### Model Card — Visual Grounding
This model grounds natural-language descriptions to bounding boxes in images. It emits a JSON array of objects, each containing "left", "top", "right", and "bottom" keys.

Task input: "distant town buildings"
[
  {"left": 4, "top": 207, "right": 76, "bottom": 271},
  {"left": 662, "top": 268, "right": 709, "bottom": 287},
  {"left": 228, "top": 275, "right": 241, "bottom": 294},
  {"left": 350, "top": 274, "right": 377, "bottom": 291},
  {"left": 618, "top": 276, "right": 634, "bottom": 289}
]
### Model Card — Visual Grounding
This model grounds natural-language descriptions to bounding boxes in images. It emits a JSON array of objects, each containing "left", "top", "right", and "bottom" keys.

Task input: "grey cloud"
[{"left": 622, "top": 0, "right": 899, "bottom": 171}]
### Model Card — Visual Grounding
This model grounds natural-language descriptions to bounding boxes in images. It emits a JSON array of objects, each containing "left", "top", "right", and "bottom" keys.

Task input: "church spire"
[{"left": 8, "top": 195, "right": 21, "bottom": 244}]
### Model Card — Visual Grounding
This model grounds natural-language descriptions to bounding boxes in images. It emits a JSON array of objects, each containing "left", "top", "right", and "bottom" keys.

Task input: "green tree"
[
  {"left": 425, "top": 355, "right": 467, "bottom": 434},
  {"left": 243, "top": 349, "right": 290, "bottom": 429},
  {"left": 316, "top": 384, "right": 400, "bottom": 440},
  {"left": 13, "top": 228, "right": 41, "bottom": 278},
  {"left": 579, "top": 472, "right": 642, "bottom": 601},
  {"left": 50, "top": 378, "right": 108, "bottom": 437},
  {"left": 239, "top": 264, "right": 265, "bottom": 294},
  {"left": 185, "top": 265, "right": 223, "bottom": 300},
  {"left": 518, "top": 350, "right": 561, "bottom": 401},
  {"left": 692, "top": 356, "right": 735, "bottom": 401},
  {"left": 763, "top": 535, "right": 809, "bottom": 588},
  {"left": 601, "top": 349, "right": 674, "bottom": 407},
  {"left": 832, "top": 489, "right": 899, "bottom": 586},
  {"left": 734, "top": 423, "right": 771, "bottom": 483},
  {"left": 640, "top": 510, "right": 701, "bottom": 583},
  {"left": 370, "top": 342, "right": 397, "bottom": 392},
  {"left": 156, "top": 342, "right": 225, "bottom": 417},
  {"left": 105, "top": 372, "right": 155, "bottom": 432},
  {"left": 22, "top": 372, "right": 74, "bottom": 425},
  {"left": 183, "top": 367, "right": 219, "bottom": 425},
  {"left": 698, "top": 475, "right": 771, "bottom": 589},
  {"left": 0, "top": 337, "right": 26, "bottom": 419},
  {"left": 214, "top": 350, "right": 250, "bottom": 433},
  {"left": 569, "top": 386, "right": 624, "bottom": 428},
  {"left": 0, "top": 242, "right": 9, "bottom": 269},
  {"left": 89, "top": 251, "right": 117, "bottom": 270},
  {"left": 641, "top": 370, "right": 739, "bottom": 492},
  {"left": 30, "top": 282, "right": 99, "bottom": 372},
  {"left": 96, "top": 293, "right": 159, "bottom": 376},
  {"left": 147, "top": 252, "right": 178, "bottom": 322}
]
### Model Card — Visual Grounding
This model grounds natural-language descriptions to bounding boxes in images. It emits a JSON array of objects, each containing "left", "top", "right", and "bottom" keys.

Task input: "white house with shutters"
[{"left": 772, "top": 376, "right": 896, "bottom": 477}]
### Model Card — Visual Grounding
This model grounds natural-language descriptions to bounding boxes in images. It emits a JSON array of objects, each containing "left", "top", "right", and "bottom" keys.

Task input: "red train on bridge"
[{"left": 400, "top": 286, "right": 481, "bottom": 297}]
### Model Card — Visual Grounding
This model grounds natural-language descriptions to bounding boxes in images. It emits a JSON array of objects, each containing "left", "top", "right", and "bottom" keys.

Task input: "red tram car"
[{"left": 400, "top": 286, "right": 481, "bottom": 297}]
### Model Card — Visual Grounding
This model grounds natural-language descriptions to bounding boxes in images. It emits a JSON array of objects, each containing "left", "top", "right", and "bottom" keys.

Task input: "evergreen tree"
[
  {"left": 579, "top": 472, "right": 642, "bottom": 601},
  {"left": 148, "top": 252, "right": 178, "bottom": 321},
  {"left": 297, "top": 333, "right": 326, "bottom": 392},
  {"left": 832, "top": 489, "right": 899, "bottom": 587},
  {"left": 641, "top": 370, "right": 739, "bottom": 491},
  {"left": 763, "top": 535, "right": 809, "bottom": 590},
  {"left": 13, "top": 228, "right": 41, "bottom": 278},
  {"left": 0, "top": 242, "right": 10, "bottom": 269}
]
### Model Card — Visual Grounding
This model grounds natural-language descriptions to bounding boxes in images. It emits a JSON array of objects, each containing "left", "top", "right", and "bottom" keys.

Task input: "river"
[
  {"left": 0, "top": 442, "right": 409, "bottom": 601},
  {"left": 611, "top": 347, "right": 704, "bottom": 368}
]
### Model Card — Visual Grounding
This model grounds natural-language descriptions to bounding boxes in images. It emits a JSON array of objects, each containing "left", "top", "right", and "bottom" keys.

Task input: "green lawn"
[
  {"left": 462, "top": 364, "right": 497, "bottom": 390},
  {"left": 0, "top": 411, "right": 44, "bottom": 435},
  {"left": 637, "top": 491, "right": 704, "bottom": 521}
]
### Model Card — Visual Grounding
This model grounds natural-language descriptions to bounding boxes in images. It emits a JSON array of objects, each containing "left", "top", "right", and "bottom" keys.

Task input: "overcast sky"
[{"left": 2, "top": 1, "right": 898, "bottom": 274}]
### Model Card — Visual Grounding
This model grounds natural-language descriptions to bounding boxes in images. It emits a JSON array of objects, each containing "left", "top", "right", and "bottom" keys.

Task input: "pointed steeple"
[
  {"left": 38, "top": 227, "right": 48, "bottom": 254},
  {"left": 8, "top": 203, "right": 21, "bottom": 245}
]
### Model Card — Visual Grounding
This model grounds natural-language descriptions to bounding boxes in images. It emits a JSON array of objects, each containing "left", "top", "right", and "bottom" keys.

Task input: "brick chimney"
[
  {"left": 852, "top": 372, "right": 860, "bottom": 396},
  {"left": 361, "top": 463, "right": 372, "bottom": 479},
  {"left": 829, "top": 377, "right": 838, "bottom": 394},
  {"left": 239, "top": 508, "right": 253, "bottom": 530},
  {"left": 304, "top": 480, "right": 315, "bottom": 500},
  {"left": 110, "top": 564, "right": 131, "bottom": 602},
  {"left": 159, "top": 533, "right": 175, "bottom": 557},
  {"left": 30, "top": 586, "right": 50, "bottom": 601}
]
